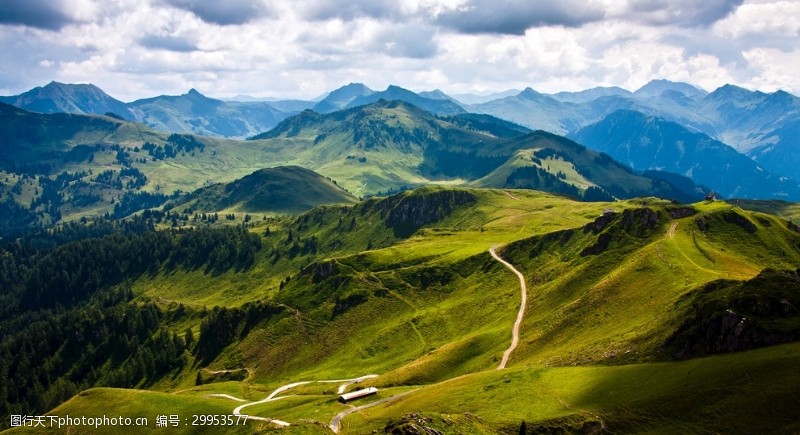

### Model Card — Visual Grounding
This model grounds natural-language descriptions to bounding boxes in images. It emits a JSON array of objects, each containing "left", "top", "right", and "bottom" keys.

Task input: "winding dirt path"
[
  {"left": 206, "top": 393, "right": 248, "bottom": 403},
  {"left": 329, "top": 391, "right": 415, "bottom": 433},
  {"left": 489, "top": 246, "right": 528, "bottom": 370},
  {"left": 668, "top": 221, "right": 678, "bottom": 239},
  {"left": 225, "top": 375, "right": 379, "bottom": 428}
]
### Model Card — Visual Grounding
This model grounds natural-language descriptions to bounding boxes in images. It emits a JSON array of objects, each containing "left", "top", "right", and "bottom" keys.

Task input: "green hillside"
[
  {"left": 169, "top": 166, "right": 357, "bottom": 214},
  {"left": 1, "top": 100, "right": 708, "bottom": 237},
  {"left": 4, "top": 187, "right": 799, "bottom": 434},
  {"left": 472, "top": 131, "right": 703, "bottom": 202}
]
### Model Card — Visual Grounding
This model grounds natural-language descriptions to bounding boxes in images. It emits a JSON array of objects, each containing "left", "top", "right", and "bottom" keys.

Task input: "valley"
[
  {"left": 3, "top": 185, "right": 799, "bottom": 434},
  {"left": 1, "top": 81, "right": 799, "bottom": 435}
]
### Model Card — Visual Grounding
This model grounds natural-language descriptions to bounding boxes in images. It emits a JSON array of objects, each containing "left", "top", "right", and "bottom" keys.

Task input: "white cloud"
[
  {"left": 742, "top": 47, "right": 800, "bottom": 93},
  {"left": 714, "top": 1, "right": 800, "bottom": 38},
  {"left": 0, "top": 0, "right": 798, "bottom": 100}
]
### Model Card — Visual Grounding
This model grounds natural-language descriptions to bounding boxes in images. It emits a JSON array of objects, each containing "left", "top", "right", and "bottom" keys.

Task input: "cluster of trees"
[
  {"left": 507, "top": 166, "right": 581, "bottom": 199},
  {"left": 141, "top": 135, "right": 205, "bottom": 161},
  {"left": 0, "top": 221, "right": 264, "bottom": 427},
  {"left": 195, "top": 302, "right": 286, "bottom": 364},
  {"left": 0, "top": 287, "right": 187, "bottom": 427},
  {"left": 532, "top": 148, "right": 569, "bottom": 161},
  {"left": 17, "top": 226, "right": 261, "bottom": 310},
  {"left": 112, "top": 191, "right": 173, "bottom": 219},
  {"left": 94, "top": 169, "right": 122, "bottom": 188},
  {"left": 0, "top": 199, "right": 38, "bottom": 238},
  {"left": 94, "top": 168, "right": 147, "bottom": 190}
]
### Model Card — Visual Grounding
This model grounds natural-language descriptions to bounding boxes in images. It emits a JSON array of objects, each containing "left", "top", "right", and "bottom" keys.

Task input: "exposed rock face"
[
  {"left": 384, "top": 415, "right": 444, "bottom": 435},
  {"left": 617, "top": 207, "right": 661, "bottom": 236},
  {"left": 664, "top": 269, "right": 800, "bottom": 359},
  {"left": 381, "top": 189, "right": 478, "bottom": 237},
  {"left": 583, "top": 212, "right": 616, "bottom": 234},
  {"left": 581, "top": 233, "right": 612, "bottom": 256},
  {"left": 666, "top": 206, "right": 697, "bottom": 219},
  {"left": 299, "top": 259, "right": 339, "bottom": 283},
  {"left": 581, "top": 208, "right": 662, "bottom": 256},
  {"left": 722, "top": 211, "right": 757, "bottom": 233}
]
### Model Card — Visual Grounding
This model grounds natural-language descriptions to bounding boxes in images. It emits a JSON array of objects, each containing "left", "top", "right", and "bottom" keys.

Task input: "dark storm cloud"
[
  {"left": 138, "top": 34, "right": 199, "bottom": 53},
  {"left": 435, "top": 0, "right": 606, "bottom": 35},
  {"left": 626, "top": 0, "right": 745, "bottom": 27},
  {"left": 166, "top": 0, "right": 271, "bottom": 25},
  {"left": 0, "top": 0, "right": 75, "bottom": 30}
]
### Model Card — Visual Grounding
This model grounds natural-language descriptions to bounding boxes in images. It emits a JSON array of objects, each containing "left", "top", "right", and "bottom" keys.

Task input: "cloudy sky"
[{"left": 0, "top": 0, "right": 798, "bottom": 101}]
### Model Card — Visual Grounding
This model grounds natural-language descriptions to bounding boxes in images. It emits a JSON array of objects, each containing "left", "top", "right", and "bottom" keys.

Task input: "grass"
[
  {"left": 22, "top": 344, "right": 799, "bottom": 434},
  {"left": 5, "top": 388, "right": 262, "bottom": 434},
  {"left": 347, "top": 343, "right": 800, "bottom": 434},
  {"left": 22, "top": 188, "right": 800, "bottom": 434}
]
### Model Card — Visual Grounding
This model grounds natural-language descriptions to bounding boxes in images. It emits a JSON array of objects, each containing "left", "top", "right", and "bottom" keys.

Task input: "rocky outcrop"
[
  {"left": 617, "top": 207, "right": 661, "bottom": 236},
  {"left": 664, "top": 269, "right": 800, "bottom": 359},
  {"left": 694, "top": 216, "right": 709, "bottom": 231},
  {"left": 581, "top": 208, "right": 662, "bottom": 256},
  {"left": 581, "top": 233, "right": 612, "bottom": 256},
  {"left": 380, "top": 189, "right": 478, "bottom": 237},
  {"left": 299, "top": 259, "right": 340, "bottom": 283},
  {"left": 665, "top": 206, "right": 696, "bottom": 219},
  {"left": 722, "top": 211, "right": 757, "bottom": 233},
  {"left": 583, "top": 212, "right": 615, "bottom": 234},
  {"left": 384, "top": 414, "right": 444, "bottom": 435}
]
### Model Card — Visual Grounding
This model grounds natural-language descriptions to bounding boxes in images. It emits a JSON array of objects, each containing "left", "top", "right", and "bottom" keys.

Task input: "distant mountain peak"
[
  {"left": 312, "top": 83, "right": 374, "bottom": 113},
  {"left": 0, "top": 80, "right": 130, "bottom": 119},
  {"left": 635, "top": 79, "right": 706, "bottom": 99},
  {"left": 518, "top": 87, "right": 543, "bottom": 99}
]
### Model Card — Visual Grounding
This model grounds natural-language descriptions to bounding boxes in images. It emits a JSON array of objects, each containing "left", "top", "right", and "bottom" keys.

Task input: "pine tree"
[{"left": 184, "top": 328, "right": 194, "bottom": 350}]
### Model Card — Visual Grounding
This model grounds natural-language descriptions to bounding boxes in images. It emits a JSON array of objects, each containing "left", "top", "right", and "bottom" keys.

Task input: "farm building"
[{"left": 339, "top": 387, "right": 378, "bottom": 403}]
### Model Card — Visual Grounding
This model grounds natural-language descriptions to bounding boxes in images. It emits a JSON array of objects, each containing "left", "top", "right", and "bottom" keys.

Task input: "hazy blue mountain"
[
  {"left": 633, "top": 79, "right": 708, "bottom": 99},
  {"left": 312, "top": 83, "right": 374, "bottom": 113},
  {"left": 451, "top": 89, "right": 521, "bottom": 105},
  {"left": 262, "top": 99, "right": 316, "bottom": 112},
  {"left": 0, "top": 81, "right": 131, "bottom": 119},
  {"left": 418, "top": 89, "right": 458, "bottom": 102},
  {"left": 345, "top": 85, "right": 465, "bottom": 115},
  {"left": 549, "top": 86, "right": 632, "bottom": 103},
  {"left": 570, "top": 110, "right": 800, "bottom": 200},
  {"left": 468, "top": 87, "right": 592, "bottom": 134},
  {"left": 747, "top": 118, "right": 800, "bottom": 181},
  {"left": 700, "top": 85, "right": 800, "bottom": 153},
  {"left": 471, "top": 80, "right": 800, "bottom": 173},
  {"left": 127, "top": 89, "right": 291, "bottom": 138}
]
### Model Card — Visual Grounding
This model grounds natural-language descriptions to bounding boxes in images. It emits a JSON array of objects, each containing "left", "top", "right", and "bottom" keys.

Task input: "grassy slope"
[
  {"left": 169, "top": 166, "right": 357, "bottom": 214},
  {"left": 738, "top": 198, "right": 800, "bottom": 223},
  {"left": 500, "top": 201, "right": 800, "bottom": 368},
  {"left": 14, "top": 189, "right": 800, "bottom": 434},
  {"left": 349, "top": 343, "right": 800, "bottom": 434}
]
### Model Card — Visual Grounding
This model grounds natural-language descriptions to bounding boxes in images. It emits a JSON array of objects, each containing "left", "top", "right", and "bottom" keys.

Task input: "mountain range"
[
  {"left": 0, "top": 98, "right": 712, "bottom": 237},
  {"left": 3, "top": 78, "right": 800, "bottom": 434},
  {"left": 570, "top": 110, "right": 800, "bottom": 199},
  {"left": 3, "top": 79, "right": 798, "bottom": 184}
]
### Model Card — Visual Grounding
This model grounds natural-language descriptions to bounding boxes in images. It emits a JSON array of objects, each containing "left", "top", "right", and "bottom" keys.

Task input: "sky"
[{"left": 0, "top": 0, "right": 798, "bottom": 101}]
